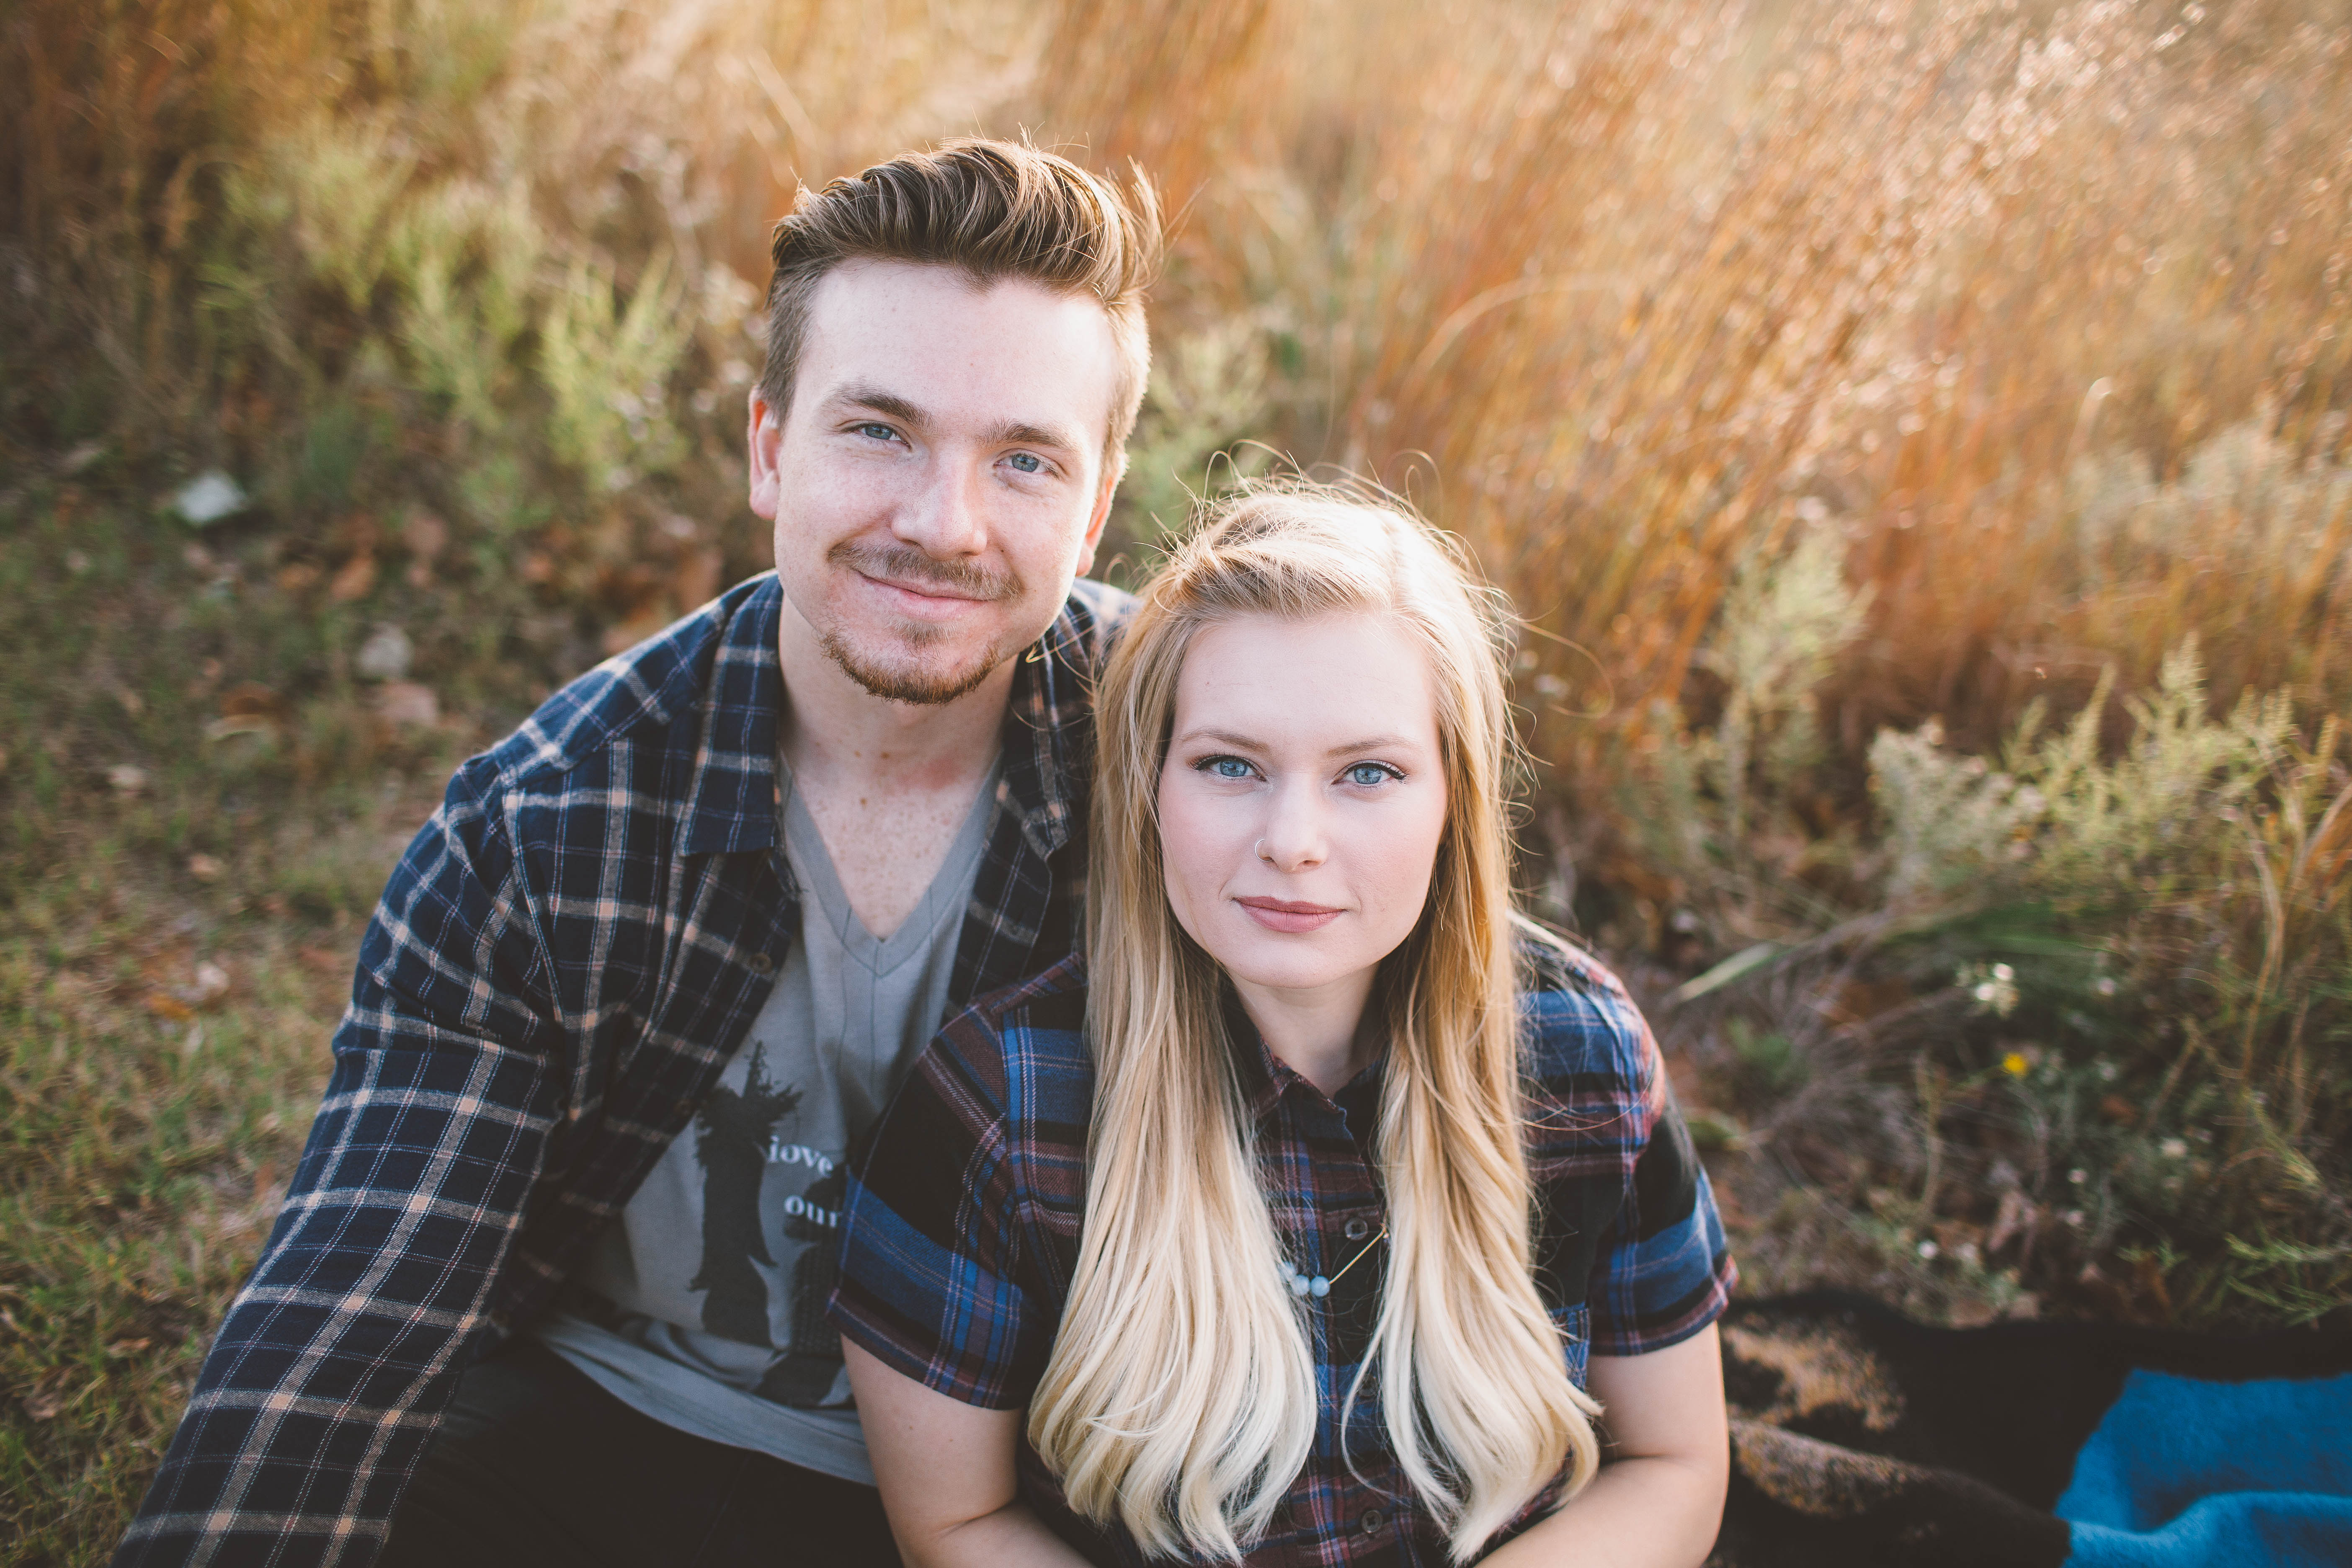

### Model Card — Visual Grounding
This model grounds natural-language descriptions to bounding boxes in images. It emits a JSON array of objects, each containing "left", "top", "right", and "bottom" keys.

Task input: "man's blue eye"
[
  {"left": 857, "top": 423, "right": 896, "bottom": 441},
  {"left": 1346, "top": 763, "right": 1396, "bottom": 787},
  {"left": 1006, "top": 452, "right": 1043, "bottom": 474}
]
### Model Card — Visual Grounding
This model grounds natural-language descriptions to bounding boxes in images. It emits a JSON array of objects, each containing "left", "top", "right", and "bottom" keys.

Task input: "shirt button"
[
  {"left": 1344, "top": 1217, "right": 1371, "bottom": 1241},
  {"left": 747, "top": 952, "right": 774, "bottom": 975},
  {"left": 1359, "top": 1508, "right": 1385, "bottom": 1535}
]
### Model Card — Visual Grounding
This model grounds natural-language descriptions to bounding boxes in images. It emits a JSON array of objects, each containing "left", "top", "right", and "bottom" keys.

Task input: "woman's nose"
[{"left": 1254, "top": 783, "right": 1328, "bottom": 871}]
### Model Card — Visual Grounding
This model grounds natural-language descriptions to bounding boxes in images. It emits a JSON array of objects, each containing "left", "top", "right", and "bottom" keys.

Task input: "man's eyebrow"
[
  {"left": 985, "top": 417, "right": 1086, "bottom": 453},
  {"left": 828, "top": 385, "right": 929, "bottom": 427}
]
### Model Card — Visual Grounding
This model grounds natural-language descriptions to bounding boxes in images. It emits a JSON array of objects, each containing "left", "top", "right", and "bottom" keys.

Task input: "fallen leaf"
[
  {"left": 375, "top": 681, "right": 439, "bottom": 727},
  {"left": 146, "top": 992, "right": 196, "bottom": 1021},
  {"left": 24, "top": 1390, "right": 63, "bottom": 1421},
  {"left": 106, "top": 1338, "right": 153, "bottom": 1358},
  {"left": 275, "top": 562, "right": 322, "bottom": 594},
  {"left": 218, "top": 683, "right": 288, "bottom": 721},
  {"left": 107, "top": 764, "right": 149, "bottom": 795},
  {"left": 402, "top": 511, "right": 449, "bottom": 561},
  {"left": 208, "top": 683, "right": 288, "bottom": 743},
  {"left": 187, "top": 853, "right": 225, "bottom": 882},
  {"left": 328, "top": 553, "right": 377, "bottom": 602}
]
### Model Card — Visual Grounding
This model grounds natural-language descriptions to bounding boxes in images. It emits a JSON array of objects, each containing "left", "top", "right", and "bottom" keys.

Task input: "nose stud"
[{"left": 1256, "top": 838, "right": 1273, "bottom": 863}]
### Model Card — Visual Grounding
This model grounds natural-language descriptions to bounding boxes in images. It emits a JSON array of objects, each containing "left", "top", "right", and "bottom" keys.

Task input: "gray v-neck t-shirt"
[{"left": 535, "top": 756, "right": 1000, "bottom": 1483}]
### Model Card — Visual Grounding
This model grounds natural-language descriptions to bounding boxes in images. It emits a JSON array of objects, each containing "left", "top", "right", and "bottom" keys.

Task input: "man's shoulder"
[
  {"left": 472, "top": 574, "right": 779, "bottom": 797},
  {"left": 1055, "top": 575, "right": 1137, "bottom": 673}
]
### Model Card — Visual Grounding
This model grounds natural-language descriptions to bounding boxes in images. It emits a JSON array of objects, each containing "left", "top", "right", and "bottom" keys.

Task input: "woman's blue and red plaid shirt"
[
  {"left": 116, "top": 571, "right": 1129, "bottom": 1568},
  {"left": 830, "top": 937, "right": 1737, "bottom": 1567}
]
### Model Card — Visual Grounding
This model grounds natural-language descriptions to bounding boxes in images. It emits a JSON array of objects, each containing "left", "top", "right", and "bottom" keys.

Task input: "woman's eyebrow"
[
  {"left": 1326, "top": 734, "right": 1419, "bottom": 756},
  {"left": 1174, "top": 727, "right": 1268, "bottom": 752},
  {"left": 1174, "top": 728, "right": 1423, "bottom": 757}
]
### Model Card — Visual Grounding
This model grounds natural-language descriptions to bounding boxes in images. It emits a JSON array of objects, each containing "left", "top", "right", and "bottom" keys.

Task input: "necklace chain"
[{"left": 1279, "top": 1222, "right": 1388, "bottom": 1301}]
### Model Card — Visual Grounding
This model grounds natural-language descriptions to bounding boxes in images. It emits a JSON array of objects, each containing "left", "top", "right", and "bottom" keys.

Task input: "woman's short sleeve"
[
  {"left": 1520, "top": 939, "right": 1736, "bottom": 1359},
  {"left": 827, "top": 996, "right": 1061, "bottom": 1411}
]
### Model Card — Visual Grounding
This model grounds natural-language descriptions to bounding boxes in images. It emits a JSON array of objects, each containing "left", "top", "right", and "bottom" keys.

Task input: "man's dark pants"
[{"left": 382, "top": 1340, "right": 902, "bottom": 1567}]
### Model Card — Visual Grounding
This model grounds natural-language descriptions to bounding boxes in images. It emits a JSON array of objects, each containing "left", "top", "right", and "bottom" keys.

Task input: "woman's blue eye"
[
  {"left": 1006, "top": 451, "right": 1043, "bottom": 474},
  {"left": 1346, "top": 763, "right": 1398, "bottom": 787},
  {"left": 1202, "top": 756, "right": 1255, "bottom": 780}
]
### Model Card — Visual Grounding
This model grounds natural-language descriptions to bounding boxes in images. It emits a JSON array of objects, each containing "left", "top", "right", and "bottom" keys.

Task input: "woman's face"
[{"left": 1157, "top": 611, "right": 1449, "bottom": 1006}]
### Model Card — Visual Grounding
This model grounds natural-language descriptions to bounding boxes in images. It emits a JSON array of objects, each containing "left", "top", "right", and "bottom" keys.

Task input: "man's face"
[{"left": 748, "top": 260, "right": 1124, "bottom": 705}]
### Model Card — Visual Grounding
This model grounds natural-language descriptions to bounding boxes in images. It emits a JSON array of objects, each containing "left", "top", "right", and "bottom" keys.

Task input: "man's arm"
[
  {"left": 1480, "top": 1326, "right": 1729, "bottom": 1568},
  {"left": 114, "top": 762, "right": 570, "bottom": 1568}
]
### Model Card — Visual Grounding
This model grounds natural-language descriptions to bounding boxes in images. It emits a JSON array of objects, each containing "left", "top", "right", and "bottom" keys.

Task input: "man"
[{"left": 116, "top": 138, "right": 1161, "bottom": 1568}]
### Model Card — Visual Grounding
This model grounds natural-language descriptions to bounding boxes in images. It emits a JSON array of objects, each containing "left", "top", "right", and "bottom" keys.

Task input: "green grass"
[{"left": 0, "top": 477, "right": 470, "bottom": 1562}]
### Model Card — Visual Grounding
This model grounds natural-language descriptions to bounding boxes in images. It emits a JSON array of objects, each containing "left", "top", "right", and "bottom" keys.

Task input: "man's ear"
[
  {"left": 1074, "top": 453, "right": 1124, "bottom": 579},
  {"left": 746, "top": 390, "right": 784, "bottom": 521}
]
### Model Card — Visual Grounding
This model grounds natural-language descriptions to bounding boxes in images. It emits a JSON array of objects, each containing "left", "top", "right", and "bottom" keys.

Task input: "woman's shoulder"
[
  {"left": 1510, "top": 917, "right": 1657, "bottom": 1096},
  {"left": 924, "top": 954, "right": 1098, "bottom": 1126}
]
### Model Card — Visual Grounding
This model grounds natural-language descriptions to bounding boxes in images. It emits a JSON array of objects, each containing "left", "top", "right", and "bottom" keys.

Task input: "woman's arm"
[
  {"left": 846, "top": 1339, "right": 1095, "bottom": 1568},
  {"left": 1479, "top": 1325, "right": 1729, "bottom": 1568}
]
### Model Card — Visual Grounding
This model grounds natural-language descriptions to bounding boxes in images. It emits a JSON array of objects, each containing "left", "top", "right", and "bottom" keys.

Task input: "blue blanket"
[
  {"left": 1715, "top": 1294, "right": 2352, "bottom": 1568},
  {"left": 2059, "top": 1369, "right": 2352, "bottom": 1568}
]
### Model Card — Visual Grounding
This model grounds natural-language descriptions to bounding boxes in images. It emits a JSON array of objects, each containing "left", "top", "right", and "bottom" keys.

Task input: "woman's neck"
[{"left": 1230, "top": 967, "right": 1380, "bottom": 1096}]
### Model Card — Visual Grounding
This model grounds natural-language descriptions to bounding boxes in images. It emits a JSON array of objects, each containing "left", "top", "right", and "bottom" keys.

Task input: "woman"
[{"left": 830, "top": 487, "right": 1734, "bottom": 1566}]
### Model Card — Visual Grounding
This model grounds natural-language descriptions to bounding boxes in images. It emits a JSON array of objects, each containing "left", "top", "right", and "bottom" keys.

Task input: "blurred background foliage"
[{"left": 3, "top": 0, "right": 2349, "bottom": 1557}]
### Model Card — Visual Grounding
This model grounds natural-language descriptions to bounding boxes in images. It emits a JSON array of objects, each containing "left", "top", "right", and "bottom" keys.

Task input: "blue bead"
[
  {"left": 1288, "top": 1275, "right": 1310, "bottom": 1296},
  {"left": 1309, "top": 1277, "right": 1330, "bottom": 1298}
]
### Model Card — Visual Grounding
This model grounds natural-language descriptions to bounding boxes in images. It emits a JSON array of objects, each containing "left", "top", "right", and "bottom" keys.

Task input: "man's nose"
[{"left": 895, "top": 451, "right": 988, "bottom": 557}]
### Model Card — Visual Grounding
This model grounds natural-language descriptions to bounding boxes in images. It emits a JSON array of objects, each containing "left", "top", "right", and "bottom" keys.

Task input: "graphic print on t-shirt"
[
  {"left": 533, "top": 754, "right": 1001, "bottom": 1476},
  {"left": 687, "top": 1037, "right": 803, "bottom": 1345},
  {"left": 761, "top": 1161, "right": 850, "bottom": 1403}
]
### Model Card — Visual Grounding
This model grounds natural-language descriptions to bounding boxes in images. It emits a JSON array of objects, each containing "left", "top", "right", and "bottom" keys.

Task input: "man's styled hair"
[{"left": 759, "top": 138, "right": 1163, "bottom": 473}]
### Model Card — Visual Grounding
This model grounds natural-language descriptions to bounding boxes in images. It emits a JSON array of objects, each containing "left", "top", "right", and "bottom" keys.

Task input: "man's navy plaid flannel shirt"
[
  {"left": 830, "top": 937, "right": 1737, "bottom": 1566},
  {"left": 116, "top": 570, "right": 1130, "bottom": 1568}
]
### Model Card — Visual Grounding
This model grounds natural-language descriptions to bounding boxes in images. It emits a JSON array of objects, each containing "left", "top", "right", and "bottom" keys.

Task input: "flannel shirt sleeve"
[
  {"left": 828, "top": 1011, "right": 1052, "bottom": 1411},
  {"left": 1583, "top": 1001, "right": 1736, "bottom": 1359},
  {"left": 115, "top": 759, "right": 570, "bottom": 1568}
]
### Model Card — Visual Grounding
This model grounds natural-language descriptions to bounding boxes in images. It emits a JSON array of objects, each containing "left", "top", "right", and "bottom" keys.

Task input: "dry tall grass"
[{"left": 5, "top": 0, "right": 2348, "bottom": 1335}]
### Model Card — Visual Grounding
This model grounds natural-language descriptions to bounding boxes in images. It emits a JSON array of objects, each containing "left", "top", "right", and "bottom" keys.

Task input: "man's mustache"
[{"left": 828, "top": 541, "right": 1020, "bottom": 603}]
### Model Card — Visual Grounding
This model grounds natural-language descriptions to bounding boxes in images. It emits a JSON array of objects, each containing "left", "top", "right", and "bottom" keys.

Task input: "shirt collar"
[
  {"left": 1224, "top": 985, "right": 1387, "bottom": 1128},
  {"left": 677, "top": 572, "right": 1088, "bottom": 861}
]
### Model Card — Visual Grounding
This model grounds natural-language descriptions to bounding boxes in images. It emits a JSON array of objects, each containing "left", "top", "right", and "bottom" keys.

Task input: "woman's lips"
[{"left": 1236, "top": 896, "right": 1344, "bottom": 934}]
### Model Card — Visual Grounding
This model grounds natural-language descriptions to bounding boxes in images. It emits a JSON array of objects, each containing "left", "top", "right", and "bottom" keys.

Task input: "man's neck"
[{"left": 774, "top": 603, "right": 1017, "bottom": 940}]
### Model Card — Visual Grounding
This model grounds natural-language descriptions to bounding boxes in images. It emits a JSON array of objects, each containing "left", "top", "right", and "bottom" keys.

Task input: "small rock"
[
  {"left": 170, "top": 470, "right": 249, "bottom": 527},
  {"left": 356, "top": 624, "right": 414, "bottom": 681},
  {"left": 187, "top": 853, "right": 225, "bottom": 882},
  {"left": 106, "top": 763, "right": 149, "bottom": 794},
  {"left": 190, "top": 961, "right": 230, "bottom": 1004}
]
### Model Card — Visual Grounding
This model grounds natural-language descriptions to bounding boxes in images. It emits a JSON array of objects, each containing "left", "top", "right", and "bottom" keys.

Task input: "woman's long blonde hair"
[{"left": 1029, "top": 486, "right": 1603, "bottom": 1563}]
